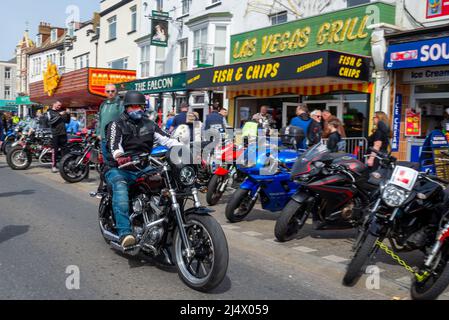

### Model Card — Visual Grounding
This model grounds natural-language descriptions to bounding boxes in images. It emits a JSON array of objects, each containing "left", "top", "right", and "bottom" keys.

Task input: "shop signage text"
[
  {"left": 88, "top": 68, "right": 137, "bottom": 97},
  {"left": 392, "top": 94, "right": 402, "bottom": 152},
  {"left": 120, "top": 73, "right": 186, "bottom": 94},
  {"left": 403, "top": 66, "right": 449, "bottom": 83},
  {"left": 385, "top": 36, "right": 449, "bottom": 70},
  {"left": 186, "top": 51, "right": 371, "bottom": 89},
  {"left": 230, "top": 3, "right": 395, "bottom": 63}
]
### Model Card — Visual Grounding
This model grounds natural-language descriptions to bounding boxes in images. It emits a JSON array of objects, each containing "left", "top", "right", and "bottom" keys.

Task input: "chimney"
[{"left": 38, "top": 22, "right": 51, "bottom": 36}]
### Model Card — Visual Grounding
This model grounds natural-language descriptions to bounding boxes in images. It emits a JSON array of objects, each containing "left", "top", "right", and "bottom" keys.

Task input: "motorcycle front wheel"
[
  {"left": 343, "top": 232, "right": 379, "bottom": 286},
  {"left": 59, "top": 153, "right": 90, "bottom": 183},
  {"left": 206, "top": 175, "right": 227, "bottom": 206},
  {"left": 275, "top": 200, "right": 309, "bottom": 242},
  {"left": 3, "top": 139, "right": 14, "bottom": 155},
  {"left": 225, "top": 188, "right": 257, "bottom": 223},
  {"left": 174, "top": 214, "right": 229, "bottom": 292},
  {"left": 6, "top": 146, "right": 32, "bottom": 170},
  {"left": 411, "top": 255, "right": 449, "bottom": 300}
]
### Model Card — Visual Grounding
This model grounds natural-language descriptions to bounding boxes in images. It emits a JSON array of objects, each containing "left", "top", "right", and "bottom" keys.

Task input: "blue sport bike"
[{"left": 225, "top": 126, "right": 304, "bottom": 223}]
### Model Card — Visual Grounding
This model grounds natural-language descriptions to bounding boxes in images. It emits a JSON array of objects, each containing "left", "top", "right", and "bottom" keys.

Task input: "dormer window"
[
  {"left": 36, "top": 35, "right": 42, "bottom": 47},
  {"left": 51, "top": 29, "right": 58, "bottom": 43}
]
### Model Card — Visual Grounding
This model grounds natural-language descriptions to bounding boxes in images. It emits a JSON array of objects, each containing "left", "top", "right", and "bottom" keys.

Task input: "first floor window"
[
  {"left": 179, "top": 39, "right": 188, "bottom": 71},
  {"left": 108, "top": 16, "right": 117, "bottom": 40},
  {"left": 155, "top": 47, "right": 165, "bottom": 76},
  {"left": 140, "top": 45, "right": 151, "bottom": 78},
  {"left": 5, "top": 67, "right": 11, "bottom": 79},
  {"left": 108, "top": 57, "right": 128, "bottom": 70},
  {"left": 4, "top": 86, "right": 11, "bottom": 99},
  {"left": 270, "top": 11, "right": 287, "bottom": 25}
]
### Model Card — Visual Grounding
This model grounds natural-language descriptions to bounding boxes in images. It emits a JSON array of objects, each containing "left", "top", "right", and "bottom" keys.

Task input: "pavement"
[{"left": 0, "top": 155, "right": 447, "bottom": 300}]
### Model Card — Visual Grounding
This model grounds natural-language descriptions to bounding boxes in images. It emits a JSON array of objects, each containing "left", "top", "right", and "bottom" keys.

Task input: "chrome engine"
[{"left": 131, "top": 194, "right": 166, "bottom": 253}]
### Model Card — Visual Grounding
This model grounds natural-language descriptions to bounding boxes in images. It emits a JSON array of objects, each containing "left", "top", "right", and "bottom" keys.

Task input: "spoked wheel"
[
  {"left": 411, "top": 254, "right": 449, "bottom": 300},
  {"left": 225, "top": 188, "right": 257, "bottom": 223},
  {"left": 59, "top": 153, "right": 90, "bottom": 183},
  {"left": 275, "top": 200, "right": 309, "bottom": 242},
  {"left": 174, "top": 214, "right": 228, "bottom": 292},
  {"left": 206, "top": 175, "right": 227, "bottom": 206},
  {"left": 6, "top": 146, "right": 32, "bottom": 170}
]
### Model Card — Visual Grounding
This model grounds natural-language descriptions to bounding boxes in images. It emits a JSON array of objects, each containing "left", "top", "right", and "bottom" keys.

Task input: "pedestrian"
[
  {"left": 205, "top": 102, "right": 225, "bottom": 131},
  {"left": 322, "top": 110, "right": 346, "bottom": 139},
  {"left": 47, "top": 101, "right": 70, "bottom": 173},
  {"left": 307, "top": 109, "right": 323, "bottom": 147},
  {"left": 366, "top": 111, "right": 391, "bottom": 170},
  {"left": 326, "top": 120, "right": 342, "bottom": 153},
  {"left": 165, "top": 112, "right": 176, "bottom": 131},
  {"left": 220, "top": 107, "right": 230, "bottom": 128},
  {"left": 169, "top": 103, "right": 198, "bottom": 141},
  {"left": 252, "top": 105, "right": 276, "bottom": 129},
  {"left": 96, "top": 84, "right": 124, "bottom": 165},
  {"left": 290, "top": 104, "right": 312, "bottom": 149},
  {"left": 66, "top": 114, "right": 80, "bottom": 135},
  {"left": 36, "top": 110, "right": 49, "bottom": 129}
]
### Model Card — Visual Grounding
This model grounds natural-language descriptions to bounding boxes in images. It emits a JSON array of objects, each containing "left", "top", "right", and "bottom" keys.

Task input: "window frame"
[
  {"left": 4, "top": 86, "right": 11, "bottom": 99},
  {"left": 5, "top": 67, "right": 11, "bottom": 80},
  {"left": 270, "top": 11, "right": 288, "bottom": 25},
  {"left": 179, "top": 39, "right": 188, "bottom": 71},
  {"left": 108, "top": 15, "right": 117, "bottom": 40},
  {"left": 130, "top": 6, "right": 137, "bottom": 32},
  {"left": 182, "top": 0, "right": 191, "bottom": 15},
  {"left": 51, "top": 29, "right": 58, "bottom": 43}
]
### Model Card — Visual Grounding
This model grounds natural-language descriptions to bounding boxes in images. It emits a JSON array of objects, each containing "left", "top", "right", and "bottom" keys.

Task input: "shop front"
[
  {"left": 117, "top": 72, "right": 187, "bottom": 126},
  {"left": 208, "top": 1, "right": 395, "bottom": 137},
  {"left": 385, "top": 25, "right": 449, "bottom": 163},
  {"left": 30, "top": 67, "right": 136, "bottom": 129}
]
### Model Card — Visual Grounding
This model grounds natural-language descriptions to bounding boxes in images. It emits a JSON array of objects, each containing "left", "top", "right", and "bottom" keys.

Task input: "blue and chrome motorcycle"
[{"left": 225, "top": 126, "right": 304, "bottom": 223}]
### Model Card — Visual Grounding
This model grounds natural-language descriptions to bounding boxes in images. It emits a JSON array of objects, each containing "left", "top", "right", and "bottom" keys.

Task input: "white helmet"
[{"left": 171, "top": 124, "right": 190, "bottom": 144}]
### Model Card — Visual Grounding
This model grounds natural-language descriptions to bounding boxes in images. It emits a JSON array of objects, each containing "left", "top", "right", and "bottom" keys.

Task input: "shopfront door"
[{"left": 282, "top": 103, "right": 302, "bottom": 127}]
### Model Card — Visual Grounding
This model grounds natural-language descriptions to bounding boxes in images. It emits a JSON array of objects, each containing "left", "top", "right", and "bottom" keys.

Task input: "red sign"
[
  {"left": 88, "top": 68, "right": 136, "bottom": 97},
  {"left": 405, "top": 108, "right": 421, "bottom": 137},
  {"left": 426, "top": 0, "right": 449, "bottom": 19}
]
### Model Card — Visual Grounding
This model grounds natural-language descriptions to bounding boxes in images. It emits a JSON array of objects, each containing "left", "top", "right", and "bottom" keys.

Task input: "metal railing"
[{"left": 321, "top": 137, "right": 368, "bottom": 162}]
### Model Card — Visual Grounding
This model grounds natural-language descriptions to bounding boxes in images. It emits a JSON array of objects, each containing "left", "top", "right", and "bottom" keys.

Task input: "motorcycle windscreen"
[{"left": 291, "top": 143, "right": 329, "bottom": 177}]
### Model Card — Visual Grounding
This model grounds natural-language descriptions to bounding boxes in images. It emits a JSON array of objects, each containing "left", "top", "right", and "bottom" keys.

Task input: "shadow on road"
[
  {"left": 0, "top": 225, "right": 30, "bottom": 244},
  {"left": 0, "top": 190, "right": 35, "bottom": 198}
]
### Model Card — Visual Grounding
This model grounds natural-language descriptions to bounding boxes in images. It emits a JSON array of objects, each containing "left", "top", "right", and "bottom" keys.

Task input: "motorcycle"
[
  {"left": 225, "top": 126, "right": 303, "bottom": 223},
  {"left": 6, "top": 130, "right": 83, "bottom": 170},
  {"left": 59, "top": 135, "right": 103, "bottom": 183},
  {"left": 274, "top": 143, "right": 380, "bottom": 242},
  {"left": 206, "top": 140, "right": 245, "bottom": 206},
  {"left": 343, "top": 150, "right": 449, "bottom": 296},
  {"left": 96, "top": 148, "right": 229, "bottom": 292},
  {"left": 2, "top": 126, "right": 23, "bottom": 155}
]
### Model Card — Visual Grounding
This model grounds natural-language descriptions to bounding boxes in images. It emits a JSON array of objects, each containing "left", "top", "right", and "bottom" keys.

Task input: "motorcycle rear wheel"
[
  {"left": 174, "top": 214, "right": 229, "bottom": 292},
  {"left": 206, "top": 175, "right": 227, "bottom": 206},
  {"left": 59, "top": 153, "right": 90, "bottom": 183},
  {"left": 225, "top": 188, "right": 257, "bottom": 223},
  {"left": 411, "top": 256, "right": 449, "bottom": 300},
  {"left": 275, "top": 200, "right": 309, "bottom": 242},
  {"left": 7, "top": 146, "right": 32, "bottom": 170},
  {"left": 343, "top": 232, "right": 379, "bottom": 286}
]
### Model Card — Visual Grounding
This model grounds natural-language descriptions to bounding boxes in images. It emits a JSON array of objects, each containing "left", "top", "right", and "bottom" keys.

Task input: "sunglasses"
[{"left": 106, "top": 90, "right": 116, "bottom": 94}]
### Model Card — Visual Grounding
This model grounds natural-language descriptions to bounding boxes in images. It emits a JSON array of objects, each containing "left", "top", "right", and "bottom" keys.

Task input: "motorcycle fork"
[
  {"left": 161, "top": 165, "right": 193, "bottom": 256},
  {"left": 76, "top": 148, "right": 91, "bottom": 167}
]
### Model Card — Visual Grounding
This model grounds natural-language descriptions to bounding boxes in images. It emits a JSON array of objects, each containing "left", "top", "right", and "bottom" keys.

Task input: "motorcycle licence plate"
[{"left": 389, "top": 166, "right": 419, "bottom": 191}]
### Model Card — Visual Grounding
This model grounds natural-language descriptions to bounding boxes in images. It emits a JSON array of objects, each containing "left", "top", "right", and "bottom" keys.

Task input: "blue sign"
[
  {"left": 385, "top": 36, "right": 449, "bottom": 70},
  {"left": 391, "top": 94, "right": 402, "bottom": 152}
]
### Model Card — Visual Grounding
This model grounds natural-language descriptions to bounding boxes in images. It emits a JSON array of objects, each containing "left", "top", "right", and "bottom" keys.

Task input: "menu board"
[
  {"left": 405, "top": 108, "right": 421, "bottom": 136},
  {"left": 433, "top": 148, "right": 449, "bottom": 181}
]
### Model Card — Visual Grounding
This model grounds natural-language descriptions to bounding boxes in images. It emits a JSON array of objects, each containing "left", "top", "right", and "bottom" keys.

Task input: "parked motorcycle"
[
  {"left": 96, "top": 149, "right": 229, "bottom": 292},
  {"left": 206, "top": 140, "right": 245, "bottom": 206},
  {"left": 225, "top": 126, "right": 303, "bottom": 223},
  {"left": 6, "top": 130, "right": 83, "bottom": 170},
  {"left": 343, "top": 150, "right": 449, "bottom": 296},
  {"left": 59, "top": 135, "right": 103, "bottom": 183},
  {"left": 2, "top": 126, "right": 23, "bottom": 155},
  {"left": 274, "top": 143, "right": 380, "bottom": 242}
]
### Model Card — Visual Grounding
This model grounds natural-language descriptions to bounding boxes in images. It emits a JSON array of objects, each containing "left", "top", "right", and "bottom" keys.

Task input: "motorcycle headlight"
[
  {"left": 179, "top": 166, "right": 196, "bottom": 186},
  {"left": 382, "top": 184, "right": 410, "bottom": 208}
]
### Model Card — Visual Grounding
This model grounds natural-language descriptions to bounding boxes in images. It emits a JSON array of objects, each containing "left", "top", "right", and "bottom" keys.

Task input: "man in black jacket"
[
  {"left": 106, "top": 91, "right": 182, "bottom": 248},
  {"left": 47, "top": 101, "right": 70, "bottom": 173}
]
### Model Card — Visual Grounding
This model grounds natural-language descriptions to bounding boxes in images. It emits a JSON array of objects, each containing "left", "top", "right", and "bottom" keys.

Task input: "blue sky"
[{"left": 0, "top": 0, "right": 100, "bottom": 61}]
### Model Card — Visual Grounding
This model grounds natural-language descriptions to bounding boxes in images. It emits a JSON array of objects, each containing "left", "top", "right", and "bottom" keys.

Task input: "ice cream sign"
[{"left": 385, "top": 36, "right": 449, "bottom": 70}]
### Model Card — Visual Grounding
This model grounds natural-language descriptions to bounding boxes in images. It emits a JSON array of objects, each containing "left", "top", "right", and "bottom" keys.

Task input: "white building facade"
[{"left": 0, "top": 60, "right": 17, "bottom": 100}]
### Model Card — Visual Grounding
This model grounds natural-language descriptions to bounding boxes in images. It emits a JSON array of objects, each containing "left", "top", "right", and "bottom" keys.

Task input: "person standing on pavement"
[
  {"left": 96, "top": 84, "right": 124, "bottom": 165},
  {"left": 205, "top": 102, "right": 225, "bottom": 131},
  {"left": 366, "top": 111, "right": 391, "bottom": 171},
  {"left": 169, "top": 103, "right": 198, "bottom": 140},
  {"left": 307, "top": 110, "right": 323, "bottom": 147},
  {"left": 47, "top": 101, "right": 70, "bottom": 173},
  {"left": 322, "top": 110, "right": 346, "bottom": 139},
  {"left": 290, "top": 104, "right": 312, "bottom": 149}
]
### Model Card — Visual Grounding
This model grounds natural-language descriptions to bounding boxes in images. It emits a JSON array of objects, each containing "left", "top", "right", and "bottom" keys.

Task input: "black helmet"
[
  {"left": 123, "top": 91, "right": 146, "bottom": 107},
  {"left": 280, "top": 126, "right": 304, "bottom": 148}
]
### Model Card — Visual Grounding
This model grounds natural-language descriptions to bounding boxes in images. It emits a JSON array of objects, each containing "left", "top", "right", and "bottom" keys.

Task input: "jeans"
[{"left": 105, "top": 167, "right": 155, "bottom": 238}]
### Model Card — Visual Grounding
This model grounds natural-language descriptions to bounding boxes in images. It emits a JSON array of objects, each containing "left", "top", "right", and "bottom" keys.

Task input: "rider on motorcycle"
[{"left": 105, "top": 91, "right": 182, "bottom": 248}]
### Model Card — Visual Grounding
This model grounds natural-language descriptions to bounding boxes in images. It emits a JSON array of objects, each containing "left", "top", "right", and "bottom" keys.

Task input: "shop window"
[
  {"left": 343, "top": 101, "right": 369, "bottom": 138},
  {"left": 270, "top": 11, "right": 287, "bottom": 25},
  {"left": 415, "top": 84, "right": 449, "bottom": 94}
]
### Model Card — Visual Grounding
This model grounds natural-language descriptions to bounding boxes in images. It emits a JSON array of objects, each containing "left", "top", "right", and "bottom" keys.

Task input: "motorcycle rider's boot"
[
  {"left": 52, "top": 167, "right": 58, "bottom": 173},
  {"left": 121, "top": 235, "right": 136, "bottom": 248}
]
